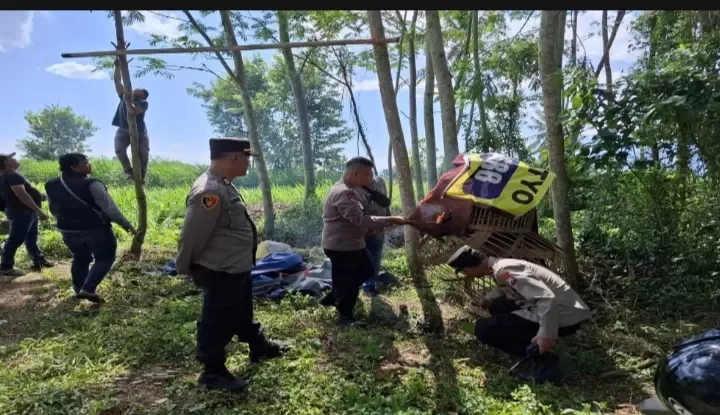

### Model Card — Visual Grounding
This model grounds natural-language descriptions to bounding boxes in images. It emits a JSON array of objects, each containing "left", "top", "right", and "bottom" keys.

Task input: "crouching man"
[{"left": 446, "top": 245, "right": 590, "bottom": 382}]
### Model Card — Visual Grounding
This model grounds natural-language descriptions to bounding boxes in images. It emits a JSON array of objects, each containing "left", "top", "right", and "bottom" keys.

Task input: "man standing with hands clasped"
[
  {"left": 320, "top": 157, "right": 407, "bottom": 327},
  {"left": 176, "top": 137, "right": 287, "bottom": 392},
  {"left": 446, "top": 245, "right": 591, "bottom": 382}
]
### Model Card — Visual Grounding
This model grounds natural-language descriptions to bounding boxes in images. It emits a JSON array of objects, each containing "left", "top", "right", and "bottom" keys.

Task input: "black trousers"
[
  {"left": 323, "top": 248, "right": 375, "bottom": 319},
  {"left": 474, "top": 297, "right": 583, "bottom": 359},
  {"left": 191, "top": 265, "right": 265, "bottom": 371}
]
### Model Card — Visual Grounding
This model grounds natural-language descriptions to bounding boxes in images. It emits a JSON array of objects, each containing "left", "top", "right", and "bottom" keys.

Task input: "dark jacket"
[{"left": 45, "top": 174, "right": 110, "bottom": 231}]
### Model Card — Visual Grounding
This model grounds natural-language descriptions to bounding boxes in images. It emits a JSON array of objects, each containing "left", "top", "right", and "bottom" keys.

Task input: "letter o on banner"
[{"left": 512, "top": 190, "right": 534, "bottom": 205}]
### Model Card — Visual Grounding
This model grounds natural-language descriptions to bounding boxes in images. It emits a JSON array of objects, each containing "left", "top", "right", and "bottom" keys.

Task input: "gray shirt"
[
  {"left": 47, "top": 181, "right": 133, "bottom": 231},
  {"left": 485, "top": 258, "right": 591, "bottom": 339},
  {"left": 88, "top": 182, "right": 133, "bottom": 230},
  {"left": 176, "top": 171, "right": 256, "bottom": 275},
  {"left": 321, "top": 181, "right": 390, "bottom": 251}
]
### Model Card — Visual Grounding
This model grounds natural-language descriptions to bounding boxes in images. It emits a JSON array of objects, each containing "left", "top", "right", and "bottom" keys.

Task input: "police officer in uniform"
[
  {"left": 320, "top": 157, "right": 406, "bottom": 326},
  {"left": 176, "top": 137, "right": 285, "bottom": 391},
  {"left": 446, "top": 245, "right": 590, "bottom": 382}
]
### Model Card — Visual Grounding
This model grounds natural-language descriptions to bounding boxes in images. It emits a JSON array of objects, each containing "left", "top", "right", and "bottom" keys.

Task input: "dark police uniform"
[{"left": 176, "top": 138, "right": 283, "bottom": 391}]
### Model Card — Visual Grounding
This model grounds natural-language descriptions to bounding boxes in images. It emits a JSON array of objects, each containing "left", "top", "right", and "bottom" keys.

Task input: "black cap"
[
  {"left": 0, "top": 152, "right": 16, "bottom": 170},
  {"left": 446, "top": 245, "right": 486, "bottom": 271},
  {"left": 209, "top": 137, "right": 260, "bottom": 156}
]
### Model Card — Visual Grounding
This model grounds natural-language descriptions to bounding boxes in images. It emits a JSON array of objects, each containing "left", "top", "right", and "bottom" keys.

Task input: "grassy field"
[
  {"left": 0, "top": 249, "right": 715, "bottom": 414},
  {"left": 1, "top": 158, "right": 717, "bottom": 414}
]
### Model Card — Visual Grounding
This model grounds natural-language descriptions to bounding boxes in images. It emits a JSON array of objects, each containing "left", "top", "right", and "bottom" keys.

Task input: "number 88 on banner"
[{"left": 443, "top": 153, "right": 556, "bottom": 217}]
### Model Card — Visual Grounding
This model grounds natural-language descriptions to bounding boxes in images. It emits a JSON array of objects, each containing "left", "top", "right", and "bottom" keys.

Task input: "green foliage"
[
  {"left": 17, "top": 105, "right": 97, "bottom": 161},
  {"left": 188, "top": 54, "right": 351, "bottom": 176}
]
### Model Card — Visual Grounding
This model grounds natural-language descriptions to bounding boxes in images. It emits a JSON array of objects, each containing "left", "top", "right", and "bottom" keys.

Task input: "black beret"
[
  {"left": 209, "top": 137, "right": 259, "bottom": 156},
  {"left": 446, "top": 245, "right": 486, "bottom": 271}
]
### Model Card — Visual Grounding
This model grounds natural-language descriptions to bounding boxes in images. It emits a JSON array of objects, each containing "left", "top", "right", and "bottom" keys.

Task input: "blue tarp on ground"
[{"left": 152, "top": 252, "right": 333, "bottom": 300}]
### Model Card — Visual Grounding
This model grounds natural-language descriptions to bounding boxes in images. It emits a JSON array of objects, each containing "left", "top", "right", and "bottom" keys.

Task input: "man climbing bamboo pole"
[{"left": 112, "top": 10, "right": 147, "bottom": 256}]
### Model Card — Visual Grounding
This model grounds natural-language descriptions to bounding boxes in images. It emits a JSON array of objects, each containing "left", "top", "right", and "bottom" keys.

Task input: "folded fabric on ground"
[{"left": 150, "top": 251, "right": 333, "bottom": 300}]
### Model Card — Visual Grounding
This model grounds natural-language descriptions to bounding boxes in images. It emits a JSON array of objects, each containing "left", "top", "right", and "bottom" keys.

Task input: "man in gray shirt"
[
  {"left": 45, "top": 153, "right": 136, "bottom": 304},
  {"left": 320, "top": 157, "right": 406, "bottom": 326}
]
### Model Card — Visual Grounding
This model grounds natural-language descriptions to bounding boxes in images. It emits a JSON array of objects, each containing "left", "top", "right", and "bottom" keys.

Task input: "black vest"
[{"left": 45, "top": 174, "right": 110, "bottom": 231}]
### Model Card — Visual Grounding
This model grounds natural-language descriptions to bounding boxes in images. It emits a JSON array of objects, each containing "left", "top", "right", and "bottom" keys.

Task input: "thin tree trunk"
[
  {"left": 594, "top": 11, "right": 626, "bottom": 78},
  {"left": 424, "top": 29, "right": 438, "bottom": 188},
  {"left": 471, "top": 10, "right": 490, "bottom": 153},
  {"left": 387, "top": 11, "right": 408, "bottom": 203},
  {"left": 218, "top": 11, "right": 275, "bottom": 237},
  {"left": 571, "top": 10, "right": 578, "bottom": 66},
  {"left": 113, "top": 10, "right": 147, "bottom": 257},
  {"left": 601, "top": 11, "right": 613, "bottom": 93},
  {"left": 454, "top": 13, "right": 474, "bottom": 137},
  {"left": 278, "top": 11, "right": 316, "bottom": 200},
  {"left": 408, "top": 11, "right": 424, "bottom": 200},
  {"left": 367, "top": 10, "right": 421, "bottom": 276},
  {"left": 426, "top": 10, "right": 459, "bottom": 172},
  {"left": 463, "top": 98, "right": 475, "bottom": 152},
  {"left": 539, "top": 10, "right": 579, "bottom": 282}
]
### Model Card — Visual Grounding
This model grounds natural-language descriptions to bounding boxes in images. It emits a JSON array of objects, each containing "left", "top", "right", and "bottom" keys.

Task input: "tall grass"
[
  {"left": 11, "top": 157, "right": 409, "bottom": 259},
  {"left": 18, "top": 157, "right": 344, "bottom": 189}
]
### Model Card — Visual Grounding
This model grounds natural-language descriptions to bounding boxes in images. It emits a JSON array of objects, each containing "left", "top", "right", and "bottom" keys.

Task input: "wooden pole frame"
[{"left": 61, "top": 37, "right": 400, "bottom": 59}]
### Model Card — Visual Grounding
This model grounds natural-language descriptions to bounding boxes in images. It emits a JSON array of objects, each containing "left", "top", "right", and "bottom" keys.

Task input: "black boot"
[
  {"left": 30, "top": 258, "right": 54, "bottom": 272},
  {"left": 318, "top": 291, "right": 336, "bottom": 307},
  {"left": 198, "top": 366, "right": 248, "bottom": 391},
  {"left": 249, "top": 334, "right": 289, "bottom": 363},
  {"left": 514, "top": 353, "right": 566, "bottom": 383}
]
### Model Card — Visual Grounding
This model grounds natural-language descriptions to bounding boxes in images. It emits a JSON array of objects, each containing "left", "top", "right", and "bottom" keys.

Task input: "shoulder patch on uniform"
[
  {"left": 346, "top": 191, "right": 359, "bottom": 202},
  {"left": 201, "top": 194, "right": 219, "bottom": 210},
  {"left": 500, "top": 271, "right": 516, "bottom": 286}
]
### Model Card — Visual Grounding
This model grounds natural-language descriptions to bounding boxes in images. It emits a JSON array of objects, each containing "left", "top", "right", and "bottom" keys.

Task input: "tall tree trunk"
[
  {"left": 594, "top": 11, "right": 626, "bottom": 78},
  {"left": 408, "top": 11, "right": 424, "bottom": 200},
  {"left": 454, "top": 13, "right": 474, "bottom": 137},
  {"left": 426, "top": 10, "right": 459, "bottom": 172},
  {"left": 538, "top": 10, "right": 580, "bottom": 282},
  {"left": 367, "top": 11, "right": 421, "bottom": 276},
  {"left": 471, "top": 10, "right": 490, "bottom": 153},
  {"left": 113, "top": 11, "right": 147, "bottom": 257},
  {"left": 463, "top": 98, "right": 475, "bottom": 152},
  {"left": 601, "top": 11, "right": 613, "bottom": 93},
  {"left": 278, "top": 11, "right": 315, "bottom": 200},
  {"left": 424, "top": 29, "right": 438, "bottom": 188},
  {"left": 571, "top": 10, "right": 578, "bottom": 66},
  {"left": 218, "top": 11, "right": 275, "bottom": 237},
  {"left": 387, "top": 11, "right": 408, "bottom": 204}
]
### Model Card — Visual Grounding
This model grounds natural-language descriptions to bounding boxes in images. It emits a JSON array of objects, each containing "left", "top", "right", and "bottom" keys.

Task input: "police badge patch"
[{"left": 201, "top": 194, "right": 219, "bottom": 210}]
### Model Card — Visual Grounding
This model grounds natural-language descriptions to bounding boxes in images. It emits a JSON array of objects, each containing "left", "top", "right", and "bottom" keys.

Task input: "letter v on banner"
[{"left": 442, "top": 153, "right": 556, "bottom": 217}]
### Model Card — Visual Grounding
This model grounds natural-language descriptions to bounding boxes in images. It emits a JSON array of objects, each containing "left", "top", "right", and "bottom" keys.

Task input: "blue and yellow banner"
[{"left": 442, "top": 153, "right": 555, "bottom": 217}]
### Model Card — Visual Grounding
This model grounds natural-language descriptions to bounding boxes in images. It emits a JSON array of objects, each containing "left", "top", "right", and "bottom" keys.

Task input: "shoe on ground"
[
  {"left": 198, "top": 371, "right": 248, "bottom": 392},
  {"left": 249, "top": 340, "right": 290, "bottom": 363},
  {"left": 337, "top": 316, "right": 367, "bottom": 328},
  {"left": 318, "top": 292, "right": 335, "bottom": 307},
  {"left": 513, "top": 358, "right": 566, "bottom": 383},
  {"left": 0, "top": 268, "right": 25, "bottom": 277},
  {"left": 76, "top": 290, "right": 106, "bottom": 304},
  {"left": 30, "top": 259, "right": 54, "bottom": 272}
]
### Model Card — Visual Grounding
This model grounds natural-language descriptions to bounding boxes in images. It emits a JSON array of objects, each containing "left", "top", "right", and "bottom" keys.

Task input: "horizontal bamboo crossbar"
[{"left": 61, "top": 37, "right": 400, "bottom": 59}]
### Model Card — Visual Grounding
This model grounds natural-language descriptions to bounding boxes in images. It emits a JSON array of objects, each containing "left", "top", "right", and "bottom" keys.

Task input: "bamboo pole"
[
  {"left": 113, "top": 10, "right": 147, "bottom": 257},
  {"left": 61, "top": 37, "right": 400, "bottom": 59}
]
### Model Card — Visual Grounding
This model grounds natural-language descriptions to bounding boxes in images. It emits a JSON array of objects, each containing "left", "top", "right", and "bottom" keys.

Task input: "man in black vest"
[
  {"left": 45, "top": 153, "right": 136, "bottom": 303},
  {"left": 0, "top": 152, "right": 53, "bottom": 277}
]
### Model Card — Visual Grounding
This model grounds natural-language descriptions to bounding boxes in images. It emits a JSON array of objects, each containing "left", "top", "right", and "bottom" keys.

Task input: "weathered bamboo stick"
[{"left": 61, "top": 37, "right": 400, "bottom": 59}]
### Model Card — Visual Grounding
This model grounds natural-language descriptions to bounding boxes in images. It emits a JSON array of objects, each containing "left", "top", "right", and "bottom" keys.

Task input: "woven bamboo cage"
[{"left": 418, "top": 204, "right": 566, "bottom": 304}]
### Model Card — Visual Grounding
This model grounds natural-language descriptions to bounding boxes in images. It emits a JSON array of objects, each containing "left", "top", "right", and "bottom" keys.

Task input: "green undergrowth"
[{"left": 0, "top": 247, "right": 716, "bottom": 415}]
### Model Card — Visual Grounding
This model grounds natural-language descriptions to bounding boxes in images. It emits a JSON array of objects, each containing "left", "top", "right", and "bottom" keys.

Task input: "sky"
[{"left": 0, "top": 10, "right": 641, "bottom": 171}]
